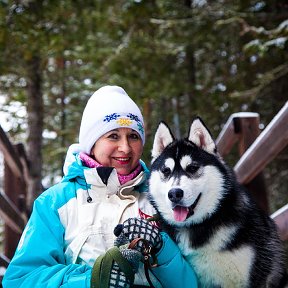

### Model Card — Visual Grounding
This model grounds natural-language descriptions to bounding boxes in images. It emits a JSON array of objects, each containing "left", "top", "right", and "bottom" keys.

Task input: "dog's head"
[{"left": 149, "top": 117, "right": 228, "bottom": 227}]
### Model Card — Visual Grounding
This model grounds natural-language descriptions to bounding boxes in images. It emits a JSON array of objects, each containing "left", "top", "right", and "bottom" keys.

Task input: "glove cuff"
[{"left": 91, "top": 247, "right": 135, "bottom": 288}]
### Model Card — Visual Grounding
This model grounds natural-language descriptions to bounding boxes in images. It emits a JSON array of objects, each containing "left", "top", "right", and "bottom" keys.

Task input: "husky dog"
[{"left": 149, "top": 117, "right": 287, "bottom": 288}]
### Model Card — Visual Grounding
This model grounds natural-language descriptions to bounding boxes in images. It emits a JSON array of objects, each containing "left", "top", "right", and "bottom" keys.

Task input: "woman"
[{"left": 3, "top": 86, "right": 198, "bottom": 287}]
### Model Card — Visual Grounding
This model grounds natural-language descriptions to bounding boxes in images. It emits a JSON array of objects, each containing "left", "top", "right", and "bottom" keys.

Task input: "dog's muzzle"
[{"left": 169, "top": 188, "right": 202, "bottom": 221}]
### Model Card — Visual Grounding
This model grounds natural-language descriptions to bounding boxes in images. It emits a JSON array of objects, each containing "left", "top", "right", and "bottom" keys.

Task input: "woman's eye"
[
  {"left": 186, "top": 164, "right": 200, "bottom": 174},
  {"left": 107, "top": 133, "right": 119, "bottom": 140},
  {"left": 161, "top": 167, "right": 171, "bottom": 177},
  {"left": 129, "top": 133, "right": 140, "bottom": 140}
]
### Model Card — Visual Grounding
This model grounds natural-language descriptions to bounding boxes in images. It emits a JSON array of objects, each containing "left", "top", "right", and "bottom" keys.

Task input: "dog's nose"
[{"left": 168, "top": 188, "right": 184, "bottom": 203}]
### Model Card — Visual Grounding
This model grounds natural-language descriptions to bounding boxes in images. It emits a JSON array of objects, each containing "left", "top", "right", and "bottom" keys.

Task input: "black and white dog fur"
[{"left": 149, "top": 117, "right": 287, "bottom": 287}]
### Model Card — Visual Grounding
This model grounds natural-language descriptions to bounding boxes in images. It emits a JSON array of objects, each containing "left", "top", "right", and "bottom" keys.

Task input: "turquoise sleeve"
[
  {"left": 151, "top": 232, "right": 198, "bottom": 288},
  {"left": 2, "top": 192, "right": 92, "bottom": 288}
]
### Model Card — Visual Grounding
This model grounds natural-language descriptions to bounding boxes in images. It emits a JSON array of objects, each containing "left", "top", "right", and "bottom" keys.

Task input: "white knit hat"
[{"left": 79, "top": 85, "right": 145, "bottom": 154}]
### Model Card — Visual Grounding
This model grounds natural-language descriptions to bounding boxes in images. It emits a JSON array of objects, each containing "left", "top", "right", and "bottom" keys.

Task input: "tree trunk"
[
  {"left": 26, "top": 55, "right": 43, "bottom": 212},
  {"left": 59, "top": 57, "right": 67, "bottom": 176},
  {"left": 184, "top": 44, "right": 197, "bottom": 125}
]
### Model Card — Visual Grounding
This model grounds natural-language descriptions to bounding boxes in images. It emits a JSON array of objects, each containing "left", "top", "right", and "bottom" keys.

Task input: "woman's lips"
[{"left": 113, "top": 157, "right": 130, "bottom": 164}]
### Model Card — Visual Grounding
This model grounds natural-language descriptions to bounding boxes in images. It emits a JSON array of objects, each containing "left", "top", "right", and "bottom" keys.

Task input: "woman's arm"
[
  {"left": 2, "top": 190, "right": 92, "bottom": 288},
  {"left": 152, "top": 232, "right": 198, "bottom": 288}
]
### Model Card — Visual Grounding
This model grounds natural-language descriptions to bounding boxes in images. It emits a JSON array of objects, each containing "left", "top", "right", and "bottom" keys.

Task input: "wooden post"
[{"left": 234, "top": 114, "right": 269, "bottom": 213}]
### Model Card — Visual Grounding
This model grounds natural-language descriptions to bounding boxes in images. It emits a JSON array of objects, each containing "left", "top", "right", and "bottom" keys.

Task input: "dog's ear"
[
  {"left": 188, "top": 117, "right": 217, "bottom": 155},
  {"left": 151, "top": 122, "right": 174, "bottom": 162}
]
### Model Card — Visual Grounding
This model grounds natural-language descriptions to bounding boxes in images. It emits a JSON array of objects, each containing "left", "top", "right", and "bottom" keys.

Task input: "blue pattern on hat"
[
  {"left": 103, "top": 113, "right": 121, "bottom": 123},
  {"left": 127, "top": 113, "right": 141, "bottom": 123}
]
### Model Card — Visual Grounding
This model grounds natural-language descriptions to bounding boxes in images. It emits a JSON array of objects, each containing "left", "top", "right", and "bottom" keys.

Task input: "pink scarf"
[{"left": 79, "top": 152, "right": 142, "bottom": 185}]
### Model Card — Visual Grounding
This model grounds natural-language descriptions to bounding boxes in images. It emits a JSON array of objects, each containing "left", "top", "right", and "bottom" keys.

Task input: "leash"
[
  {"left": 128, "top": 214, "right": 161, "bottom": 287},
  {"left": 128, "top": 238, "right": 158, "bottom": 288},
  {"left": 127, "top": 214, "right": 161, "bottom": 287}
]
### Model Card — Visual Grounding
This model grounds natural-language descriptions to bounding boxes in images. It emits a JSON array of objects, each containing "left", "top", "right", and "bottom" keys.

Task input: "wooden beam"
[
  {"left": 0, "top": 126, "right": 23, "bottom": 179},
  {"left": 234, "top": 114, "right": 268, "bottom": 212},
  {"left": 216, "top": 114, "right": 238, "bottom": 157},
  {"left": 0, "top": 191, "right": 25, "bottom": 234},
  {"left": 234, "top": 102, "right": 288, "bottom": 184}
]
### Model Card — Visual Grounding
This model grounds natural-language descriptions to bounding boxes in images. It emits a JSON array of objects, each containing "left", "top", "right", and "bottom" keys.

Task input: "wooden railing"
[
  {"left": 0, "top": 125, "right": 29, "bottom": 284},
  {"left": 216, "top": 101, "right": 288, "bottom": 240}
]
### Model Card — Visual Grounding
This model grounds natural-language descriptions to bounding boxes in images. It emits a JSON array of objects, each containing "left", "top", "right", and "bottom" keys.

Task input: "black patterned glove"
[{"left": 114, "top": 218, "right": 162, "bottom": 253}]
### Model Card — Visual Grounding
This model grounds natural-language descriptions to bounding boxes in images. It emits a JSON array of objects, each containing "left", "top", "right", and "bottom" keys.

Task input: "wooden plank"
[
  {"left": 234, "top": 102, "right": 288, "bottom": 184},
  {"left": 0, "top": 191, "right": 25, "bottom": 234},
  {"left": 216, "top": 112, "right": 259, "bottom": 157},
  {"left": 271, "top": 204, "right": 288, "bottom": 241},
  {"left": 0, "top": 126, "right": 23, "bottom": 179}
]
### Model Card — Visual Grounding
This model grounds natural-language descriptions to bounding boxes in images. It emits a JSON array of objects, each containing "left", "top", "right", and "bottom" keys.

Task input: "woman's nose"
[{"left": 118, "top": 138, "right": 131, "bottom": 153}]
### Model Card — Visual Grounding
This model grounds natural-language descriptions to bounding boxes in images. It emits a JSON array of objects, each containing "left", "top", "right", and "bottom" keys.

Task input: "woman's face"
[{"left": 91, "top": 128, "right": 143, "bottom": 175}]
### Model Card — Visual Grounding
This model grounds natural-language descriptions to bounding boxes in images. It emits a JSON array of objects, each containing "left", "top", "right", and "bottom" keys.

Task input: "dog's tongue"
[{"left": 173, "top": 206, "right": 189, "bottom": 222}]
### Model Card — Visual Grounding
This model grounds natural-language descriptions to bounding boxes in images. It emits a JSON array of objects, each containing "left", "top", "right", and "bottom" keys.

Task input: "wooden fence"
[
  {"left": 0, "top": 101, "right": 287, "bottom": 285},
  {"left": 0, "top": 126, "right": 29, "bottom": 285},
  {"left": 216, "top": 101, "right": 288, "bottom": 239}
]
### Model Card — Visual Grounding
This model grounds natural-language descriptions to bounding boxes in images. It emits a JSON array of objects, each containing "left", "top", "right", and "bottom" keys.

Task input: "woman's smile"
[{"left": 113, "top": 157, "right": 131, "bottom": 164}]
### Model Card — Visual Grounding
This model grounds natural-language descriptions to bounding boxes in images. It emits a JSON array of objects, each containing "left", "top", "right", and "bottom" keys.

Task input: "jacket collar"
[
  {"left": 84, "top": 166, "right": 146, "bottom": 196},
  {"left": 62, "top": 153, "right": 148, "bottom": 195}
]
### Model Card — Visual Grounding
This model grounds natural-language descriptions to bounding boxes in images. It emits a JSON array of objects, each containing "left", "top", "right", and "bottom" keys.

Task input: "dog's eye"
[
  {"left": 186, "top": 164, "right": 200, "bottom": 174},
  {"left": 161, "top": 167, "right": 171, "bottom": 177}
]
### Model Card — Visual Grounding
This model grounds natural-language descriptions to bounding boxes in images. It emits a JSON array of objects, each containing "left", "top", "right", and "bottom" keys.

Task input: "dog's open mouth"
[{"left": 173, "top": 193, "right": 202, "bottom": 222}]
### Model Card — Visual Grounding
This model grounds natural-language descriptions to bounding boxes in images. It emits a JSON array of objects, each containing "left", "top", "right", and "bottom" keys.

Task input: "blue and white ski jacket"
[{"left": 3, "top": 153, "right": 198, "bottom": 288}]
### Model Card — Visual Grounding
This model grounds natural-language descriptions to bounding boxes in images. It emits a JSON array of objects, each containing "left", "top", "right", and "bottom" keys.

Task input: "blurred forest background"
[{"left": 0, "top": 0, "right": 287, "bottom": 212}]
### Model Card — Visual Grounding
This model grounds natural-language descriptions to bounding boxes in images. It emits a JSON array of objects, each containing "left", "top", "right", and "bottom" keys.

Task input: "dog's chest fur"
[{"left": 175, "top": 226, "right": 254, "bottom": 287}]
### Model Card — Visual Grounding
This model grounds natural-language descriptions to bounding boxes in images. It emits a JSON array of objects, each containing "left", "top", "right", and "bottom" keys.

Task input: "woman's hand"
[
  {"left": 114, "top": 218, "right": 163, "bottom": 253},
  {"left": 91, "top": 245, "right": 141, "bottom": 288}
]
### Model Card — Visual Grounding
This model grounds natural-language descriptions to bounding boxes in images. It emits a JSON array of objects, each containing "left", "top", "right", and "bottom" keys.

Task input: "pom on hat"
[{"left": 79, "top": 86, "right": 145, "bottom": 154}]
